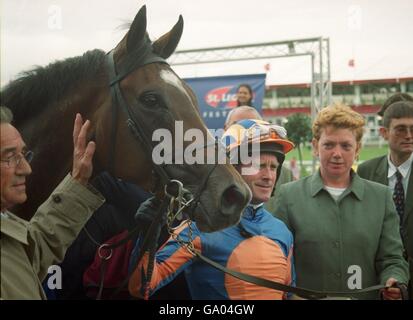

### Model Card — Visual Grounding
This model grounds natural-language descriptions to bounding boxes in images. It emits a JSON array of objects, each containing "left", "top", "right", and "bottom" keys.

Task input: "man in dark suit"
[{"left": 358, "top": 100, "right": 413, "bottom": 298}]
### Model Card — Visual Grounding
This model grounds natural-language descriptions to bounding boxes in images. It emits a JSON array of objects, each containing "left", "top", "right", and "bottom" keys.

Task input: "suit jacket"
[{"left": 358, "top": 156, "right": 413, "bottom": 269}]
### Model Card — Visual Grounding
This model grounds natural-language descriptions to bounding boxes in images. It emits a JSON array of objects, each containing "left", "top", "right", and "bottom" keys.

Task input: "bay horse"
[{"left": 1, "top": 6, "right": 250, "bottom": 233}]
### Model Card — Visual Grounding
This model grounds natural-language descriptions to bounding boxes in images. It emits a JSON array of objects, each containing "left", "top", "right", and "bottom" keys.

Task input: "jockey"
[{"left": 128, "top": 119, "right": 296, "bottom": 300}]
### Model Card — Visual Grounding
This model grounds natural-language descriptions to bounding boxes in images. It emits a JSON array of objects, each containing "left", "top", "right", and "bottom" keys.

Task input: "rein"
[
  {"left": 172, "top": 229, "right": 409, "bottom": 300},
  {"left": 195, "top": 253, "right": 408, "bottom": 300},
  {"left": 83, "top": 48, "right": 220, "bottom": 299}
]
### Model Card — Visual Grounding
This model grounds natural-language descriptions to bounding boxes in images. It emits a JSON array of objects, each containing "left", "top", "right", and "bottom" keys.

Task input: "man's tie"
[{"left": 392, "top": 170, "right": 405, "bottom": 225}]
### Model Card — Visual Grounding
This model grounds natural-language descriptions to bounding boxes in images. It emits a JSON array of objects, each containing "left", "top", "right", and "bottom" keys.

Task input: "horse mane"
[{"left": 1, "top": 49, "right": 106, "bottom": 125}]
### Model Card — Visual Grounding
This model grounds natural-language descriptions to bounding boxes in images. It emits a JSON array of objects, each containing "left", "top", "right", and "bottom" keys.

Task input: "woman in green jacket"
[{"left": 273, "top": 104, "right": 409, "bottom": 299}]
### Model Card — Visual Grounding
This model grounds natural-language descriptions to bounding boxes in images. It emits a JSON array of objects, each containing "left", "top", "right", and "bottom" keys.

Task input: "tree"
[{"left": 284, "top": 113, "right": 312, "bottom": 176}]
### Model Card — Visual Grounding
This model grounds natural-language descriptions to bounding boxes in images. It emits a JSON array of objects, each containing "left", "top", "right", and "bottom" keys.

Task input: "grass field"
[
  {"left": 285, "top": 144, "right": 388, "bottom": 162},
  {"left": 285, "top": 144, "right": 389, "bottom": 177}
]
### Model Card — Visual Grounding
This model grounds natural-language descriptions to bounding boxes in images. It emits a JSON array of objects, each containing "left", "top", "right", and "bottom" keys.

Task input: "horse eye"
[{"left": 140, "top": 92, "right": 159, "bottom": 108}]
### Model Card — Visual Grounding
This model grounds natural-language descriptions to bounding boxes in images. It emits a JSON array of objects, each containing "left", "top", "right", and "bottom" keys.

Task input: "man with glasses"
[
  {"left": 358, "top": 100, "right": 413, "bottom": 298},
  {"left": 1, "top": 106, "right": 104, "bottom": 299}
]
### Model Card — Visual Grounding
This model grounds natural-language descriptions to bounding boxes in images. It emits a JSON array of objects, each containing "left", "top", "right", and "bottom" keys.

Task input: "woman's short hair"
[{"left": 312, "top": 104, "right": 365, "bottom": 143}]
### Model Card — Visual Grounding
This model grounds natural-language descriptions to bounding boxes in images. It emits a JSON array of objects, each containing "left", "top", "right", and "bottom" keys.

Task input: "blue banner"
[{"left": 184, "top": 74, "right": 266, "bottom": 130}]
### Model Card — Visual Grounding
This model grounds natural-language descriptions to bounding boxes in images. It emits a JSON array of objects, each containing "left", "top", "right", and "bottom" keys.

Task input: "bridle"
[
  {"left": 105, "top": 48, "right": 170, "bottom": 185},
  {"left": 84, "top": 45, "right": 220, "bottom": 299},
  {"left": 105, "top": 47, "right": 219, "bottom": 217}
]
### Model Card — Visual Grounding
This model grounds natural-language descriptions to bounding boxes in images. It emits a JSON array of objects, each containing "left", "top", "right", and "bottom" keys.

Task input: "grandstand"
[{"left": 263, "top": 77, "right": 413, "bottom": 144}]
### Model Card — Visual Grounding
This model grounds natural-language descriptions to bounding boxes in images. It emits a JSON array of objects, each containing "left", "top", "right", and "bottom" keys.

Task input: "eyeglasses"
[
  {"left": 0, "top": 150, "right": 34, "bottom": 168},
  {"left": 391, "top": 125, "right": 413, "bottom": 137}
]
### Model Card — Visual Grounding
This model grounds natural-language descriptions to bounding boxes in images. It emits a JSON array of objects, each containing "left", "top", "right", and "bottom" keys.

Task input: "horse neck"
[{"left": 15, "top": 87, "right": 105, "bottom": 220}]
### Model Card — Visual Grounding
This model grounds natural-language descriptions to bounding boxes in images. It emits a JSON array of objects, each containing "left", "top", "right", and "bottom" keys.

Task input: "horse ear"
[
  {"left": 153, "top": 15, "right": 184, "bottom": 59},
  {"left": 126, "top": 5, "right": 147, "bottom": 53}
]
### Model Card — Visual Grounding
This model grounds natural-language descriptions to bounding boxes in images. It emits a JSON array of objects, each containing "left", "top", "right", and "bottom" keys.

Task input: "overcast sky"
[{"left": 1, "top": 0, "right": 412, "bottom": 87}]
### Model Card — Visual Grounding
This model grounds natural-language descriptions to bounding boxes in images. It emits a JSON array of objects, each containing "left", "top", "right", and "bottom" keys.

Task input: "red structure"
[{"left": 263, "top": 77, "right": 413, "bottom": 118}]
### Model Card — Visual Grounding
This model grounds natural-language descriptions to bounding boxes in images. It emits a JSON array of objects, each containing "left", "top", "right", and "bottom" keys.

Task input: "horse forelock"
[{"left": 0, "top": 49, "right": 106, "bottom": 125}]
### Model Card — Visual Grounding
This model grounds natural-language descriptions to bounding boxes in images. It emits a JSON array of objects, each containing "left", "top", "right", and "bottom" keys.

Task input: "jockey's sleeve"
[{"left": 128, "top": 221, "right": 201, "bottom": 298}]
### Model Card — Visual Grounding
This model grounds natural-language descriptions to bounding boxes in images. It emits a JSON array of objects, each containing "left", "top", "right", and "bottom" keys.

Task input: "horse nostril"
[{"left": 221, "top": 185, "right": 245, "bottom": 216}]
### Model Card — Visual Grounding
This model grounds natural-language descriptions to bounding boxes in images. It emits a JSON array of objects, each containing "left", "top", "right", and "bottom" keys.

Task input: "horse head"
[{"left": 91, "top": 6, "right": 251, "bottom": 232}]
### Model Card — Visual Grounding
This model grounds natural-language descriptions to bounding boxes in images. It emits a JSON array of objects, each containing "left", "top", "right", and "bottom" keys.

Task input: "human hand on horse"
[{"left": 71, "top": 113, "right": 96, "bottom": 185}]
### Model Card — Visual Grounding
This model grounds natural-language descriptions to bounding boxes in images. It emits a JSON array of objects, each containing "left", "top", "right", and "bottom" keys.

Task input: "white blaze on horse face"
[
  {"left": 160, "top": 69, "right": 192, "bottom": 103},
  {"left": 159, "top": 69, "right": 215, "bottom": 143}
]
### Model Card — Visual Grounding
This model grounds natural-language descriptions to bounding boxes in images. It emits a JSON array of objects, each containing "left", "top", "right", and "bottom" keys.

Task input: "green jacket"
[
  {"left": 1, "top": 174, "right": 105, "bottom": 300},
  {"left": 273, "top": 170, "right": 409, "bottom": 299},
  {"left": 265, "top": 165, "right": 293, "bottom": 215},
  {"left": 358, "top": 155, "right": 413, "bottom": 295}
]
